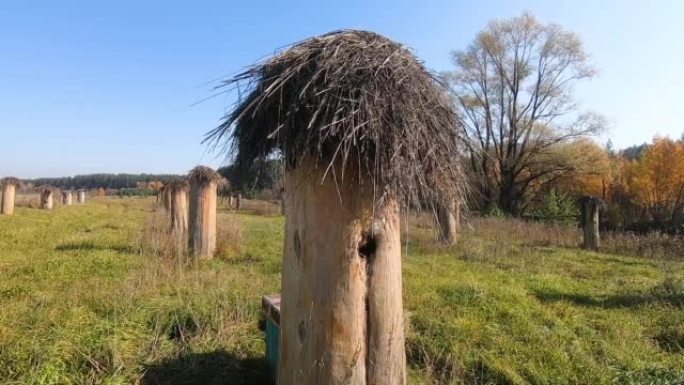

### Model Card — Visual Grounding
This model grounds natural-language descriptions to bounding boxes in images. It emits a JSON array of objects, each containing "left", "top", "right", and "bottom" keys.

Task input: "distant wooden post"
[
  {"left": 41, "top": 188, "right": 54, "bottom": 210},
  {"left": 437, "top": 200, "right": 459, "bottom": 245},
  {"left": 188, "top": 166, "right": 220, "bottom": 260},
  {"left": 160, "top": 185, "right": 171, "bottom": 212},
  {"left": 77, "top": 189, "right": 86, "bottom": 204},
  {"left": 167, "top": 179, "right": 188, "bottom": 237},
  {"left": 581, "top": 196, "right": 600, "bottom": 250},
  {"left": 235, "top": 193, "right": 241, "bottom": 211},
  {"left": 1, "top": 178, "right": 20, "bottom": 215},
  {"left": 62, "top": 191, "right": 73, "bottom": 206}
]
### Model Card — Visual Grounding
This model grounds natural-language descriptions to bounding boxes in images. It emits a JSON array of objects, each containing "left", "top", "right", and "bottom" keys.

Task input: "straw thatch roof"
[
  {"left": 1, "top": 177, "right": 21, "bottom": 187},
  {"left": 188, "top": 166, "right": 223, "bottom": 184},
  {"left": 165, "top": 178, "right": 189, "bottom": 192},
  {"left": 206, "top": 30, "right": 465, "bottom": 206}
]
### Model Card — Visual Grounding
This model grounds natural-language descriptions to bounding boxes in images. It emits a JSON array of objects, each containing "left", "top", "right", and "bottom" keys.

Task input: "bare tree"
[{"left": 449, "top": 12, "right": 603, "bottom": 215}]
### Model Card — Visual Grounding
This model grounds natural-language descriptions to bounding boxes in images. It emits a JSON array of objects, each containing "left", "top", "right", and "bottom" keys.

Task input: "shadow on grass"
[
  {"left": 141, "top": 350, "right": 269, "bottom": 385},
  {"left": 533, "top": 286, "right": 684, "bottom": 309},
  {"left": 55, "top": 241, "right": 136, "bottom": 254}
]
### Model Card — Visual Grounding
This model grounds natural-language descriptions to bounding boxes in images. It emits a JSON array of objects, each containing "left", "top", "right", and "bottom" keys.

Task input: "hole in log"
[
  {"left": 297, "top": 320, "right": 306, "bottom": 343},
  {"left": 358, "top": 232, "right": 377, "bottom": 260},
  {"left": 294, "top": 230, "right": 302, "bottom": 259}
]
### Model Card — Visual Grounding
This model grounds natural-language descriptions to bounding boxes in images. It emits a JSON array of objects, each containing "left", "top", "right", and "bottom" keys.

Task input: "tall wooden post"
[
  {"left": 41, "top": 188, "right": 54, "bottom": 210},
  {"left": 437, "top": 200, "right": 459, "bottom": 245},
  {"left": 279, "top": 162, "right": 405, "bottom": 385},
  {"left": 582, "top": 196, "right": 600, "bottom": 250},
  {"left": 188, "top": 167, "right": 219, "bottom": 259},
  {"left": 1, "top": 178, "right": 19, "bottom": 215},
  {"left": 77, "top": 189, "right": 86, "bottom": 204}
]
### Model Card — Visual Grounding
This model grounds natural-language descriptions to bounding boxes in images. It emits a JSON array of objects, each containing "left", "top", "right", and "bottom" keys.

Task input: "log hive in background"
[
  {"left": 581, "top": 196, "right": 601, "bottom": 250},
  {"left": 41, "top": 188, "right": 54, "bottom": 210},
  {"left": 188, "top": 166, "right": 220, "bottom": 260},
  {"left": 1, "top": 177, "right": 20, "bottom": 215}
]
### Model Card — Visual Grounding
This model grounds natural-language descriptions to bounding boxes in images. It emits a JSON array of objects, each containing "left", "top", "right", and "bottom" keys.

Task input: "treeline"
[
  {"left": 520, "top": 136, "right": 684, "bottom": 233},
  {"left": 30, "top": 174, "right": 181, "bottom": 190}
]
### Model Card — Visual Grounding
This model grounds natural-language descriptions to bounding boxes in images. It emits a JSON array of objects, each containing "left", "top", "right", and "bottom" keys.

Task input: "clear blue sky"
[{"left": 2, "top": 0, "right": 682, "bottom": 178}]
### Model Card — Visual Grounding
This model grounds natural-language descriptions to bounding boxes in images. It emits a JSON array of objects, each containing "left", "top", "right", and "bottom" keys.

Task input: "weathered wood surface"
[
  {"left": 188, "top": 179, "right": 217, "bottom": 259},
  {"left": 1, "top": 184, "right": 16, "bottom": 215},
  {"left": 279, "top": 163, "right": 405, "bottom": 385}
]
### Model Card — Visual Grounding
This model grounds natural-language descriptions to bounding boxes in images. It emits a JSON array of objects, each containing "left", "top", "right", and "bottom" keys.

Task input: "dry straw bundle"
[{"left": 206, "top": 29, "right": 464, "bottom": 208}]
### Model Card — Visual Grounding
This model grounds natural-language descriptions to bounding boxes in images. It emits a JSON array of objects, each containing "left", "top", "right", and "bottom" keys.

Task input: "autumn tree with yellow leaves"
[{"left": 628, "top": 137, "right": 684, "bottom": 222}]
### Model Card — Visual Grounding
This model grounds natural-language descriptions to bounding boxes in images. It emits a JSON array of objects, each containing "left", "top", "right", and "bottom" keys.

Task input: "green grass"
[{"left": 0, "top": 198, "right": 682, "bottom": 384}]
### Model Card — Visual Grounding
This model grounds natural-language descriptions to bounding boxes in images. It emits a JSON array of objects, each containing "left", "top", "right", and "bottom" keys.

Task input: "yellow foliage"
[{"left": 628, "top": 137, "right": 684, "bottom": 220}]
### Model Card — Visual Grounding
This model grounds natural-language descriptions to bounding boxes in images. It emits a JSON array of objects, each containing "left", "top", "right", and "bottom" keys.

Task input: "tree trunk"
[
  {"left": 188, "top": 179, "right": 217, "bottom": 259},
  {"left": 41, "top": 190, "right": 54, "bottom": 210},
  {"left": 1, "top": 184, "right": 16, "bottom": 215},
  {"left": 582, "top": 198, "right": 600, "bottom": 250},
  {"left": 279, "top": 163, "right": 406, "bottom": 385},
  {"left": 78, "top": 190, "right": 86, "bottom": 204},
  {"left": 437, "top": 200, "right": 459, "bottom": 245},
  {"left": 235, "top": 194, "right": 241, "bottom": 211},
  {"left": 62, "top": 192, "right": 73, "bottom": 206}
]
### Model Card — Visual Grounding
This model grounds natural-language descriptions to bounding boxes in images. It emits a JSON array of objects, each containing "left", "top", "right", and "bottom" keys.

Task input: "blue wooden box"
[{"left": 262, "top": 294, "right": 281, "bottom": 383}]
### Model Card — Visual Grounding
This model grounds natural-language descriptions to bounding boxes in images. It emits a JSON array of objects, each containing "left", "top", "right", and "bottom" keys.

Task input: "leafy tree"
[
  {"left": 530, "top": 189, "right": 578, "bottom": 224},
  {"left": 449, "top": 12, "right": 603, "bottom": 215},
  {"left": 217, "top": 159, "right": 283, "bottom": 197},
  {"left": 629, "top": 137, "right": 684, "bottom": 222}
]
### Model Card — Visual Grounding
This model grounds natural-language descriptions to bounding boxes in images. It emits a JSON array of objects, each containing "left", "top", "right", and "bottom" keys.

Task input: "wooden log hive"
[
  {"left": 437, "top": 200, "right": 460, "bottom": 246},
  {"left": 581, "top": 196, "right": 601, "bottom": 250},
  {"left": 188, "top": 166, "right": 221, "bottom": 260},
  {"left": 167, "top": 179, "right": 189, "bottom": 237},
  {"left": 41, "top": 187, "right": 54, "bottom": 210},
  {"left": 62, "top": 191, "right": 73, "bottom": 206},
  {"left": 1, "top": 177, "right": 20, "bottom": 215},
  {"left": 77, "top": 189, "right": 86, "bottom": 204},
  {"left": 207, "top": 30, "right": 466, "bottom": 385}
]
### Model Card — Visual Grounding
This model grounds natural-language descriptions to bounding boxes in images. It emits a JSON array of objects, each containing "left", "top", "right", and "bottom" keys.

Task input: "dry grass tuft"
[
  {"left": 216, "top": 216, "right": 246, "bottom": 258},
  {"left": 137, "top": 210, "right": 188, "bottom": 264}
]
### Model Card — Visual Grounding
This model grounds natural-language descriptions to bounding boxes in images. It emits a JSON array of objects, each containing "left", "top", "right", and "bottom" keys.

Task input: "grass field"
[{"left": 0, "top": 197, "right": 682, "bottom": 385}]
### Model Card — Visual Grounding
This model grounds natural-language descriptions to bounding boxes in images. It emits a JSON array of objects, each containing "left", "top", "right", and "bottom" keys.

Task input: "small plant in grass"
[{"left": 531, "top": 189, "right": 579, "bottom": 224}]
